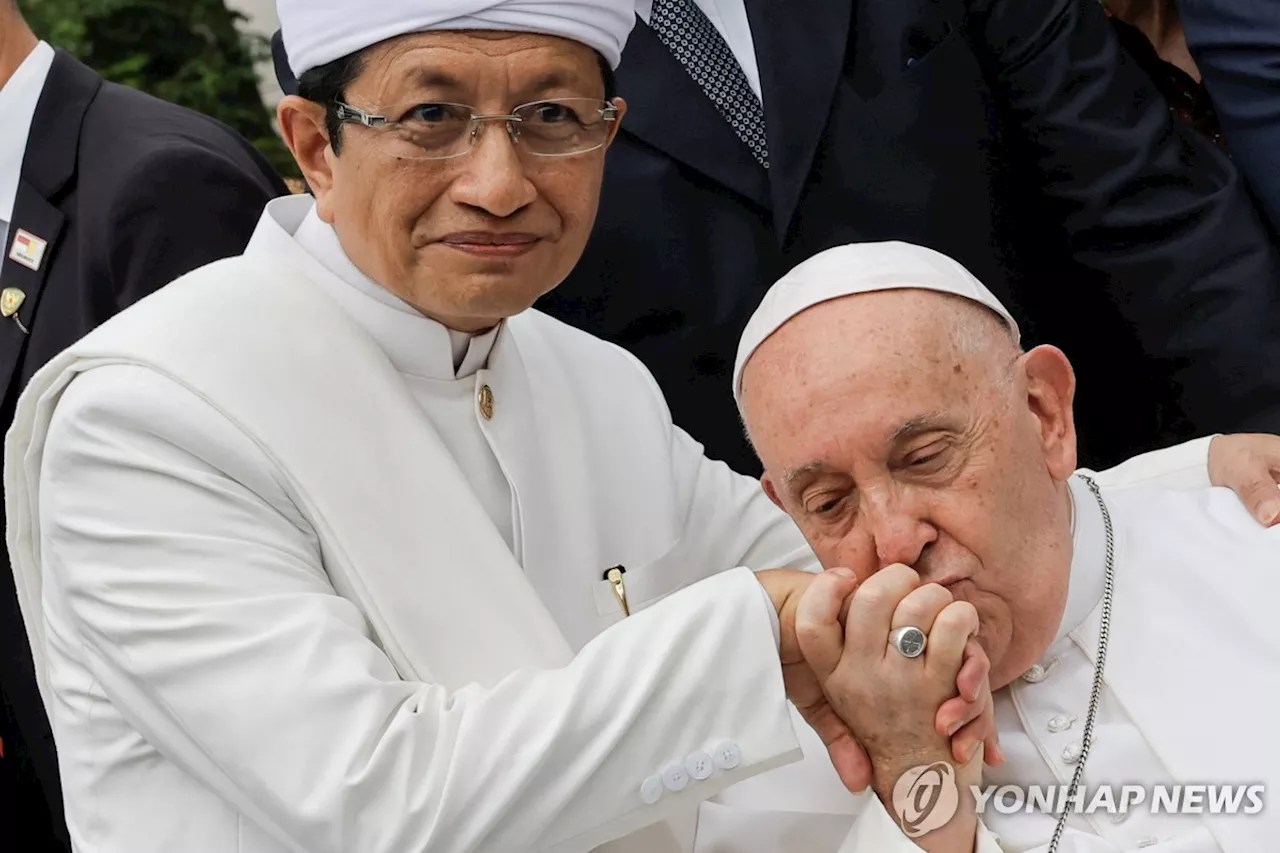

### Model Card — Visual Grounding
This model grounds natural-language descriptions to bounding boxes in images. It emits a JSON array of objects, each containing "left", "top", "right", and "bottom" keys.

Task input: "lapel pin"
[
  {"left": 1, "top": 287, "right": 29, "bottom": 333},
  {"left": 8, "top": 229, "right": 48, "bottom": 272},
  {"left": 1, "top": 287, "right": 26, "bottom": 318}
]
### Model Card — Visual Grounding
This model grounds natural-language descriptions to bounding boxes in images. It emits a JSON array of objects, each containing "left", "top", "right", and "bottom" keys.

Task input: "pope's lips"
[{"left": 439, "top": 231, "right": 542, "bottom": 256}]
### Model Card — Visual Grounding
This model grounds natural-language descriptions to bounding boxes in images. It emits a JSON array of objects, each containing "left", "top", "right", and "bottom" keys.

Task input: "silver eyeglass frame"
[{"left": 332, "top": 99, "right": 620, "bottom": 159}]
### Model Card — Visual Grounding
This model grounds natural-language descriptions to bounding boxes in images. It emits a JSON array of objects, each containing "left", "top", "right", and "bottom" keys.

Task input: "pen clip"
[{"left": 604, "top": 565, "right": 630, "bottom": 617}]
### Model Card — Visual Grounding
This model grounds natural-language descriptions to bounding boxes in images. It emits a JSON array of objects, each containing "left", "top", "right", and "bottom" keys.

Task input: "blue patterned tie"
[{"left": 649, "top": 0, "right": 770, "bottom": 168}]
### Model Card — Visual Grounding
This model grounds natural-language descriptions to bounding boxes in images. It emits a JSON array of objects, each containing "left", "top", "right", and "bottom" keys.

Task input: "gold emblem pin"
[
  {"left": 478, "top": 384, "right": 495, "bottom": 420},
  {"left": 1, "top": 287, "right": 26, "bottom": 318}
]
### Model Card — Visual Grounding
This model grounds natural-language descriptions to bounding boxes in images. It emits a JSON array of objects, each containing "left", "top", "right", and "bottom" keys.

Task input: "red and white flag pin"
[{"left": 8, "top": 229, "right": 48, "bottom": 272}]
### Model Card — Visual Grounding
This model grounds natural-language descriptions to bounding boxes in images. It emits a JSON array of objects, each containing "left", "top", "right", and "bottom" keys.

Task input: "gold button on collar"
[{"left": 478, "top": 384, "right": 495, "bottom": 420}]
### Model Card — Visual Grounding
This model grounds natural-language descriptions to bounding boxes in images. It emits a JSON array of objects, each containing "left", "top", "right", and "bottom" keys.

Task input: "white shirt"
[
  {"left": 0, "top": 40, "right": 55, "bottom": 256},
  {"left": 636, "top": 0, "right": 763, "bottom": 101},
  {"left": 292, "top": 207, "right": 518, "bottom": 555},
  {"left": 980, "top": 475, "right": 1219, "bottom": 851}
]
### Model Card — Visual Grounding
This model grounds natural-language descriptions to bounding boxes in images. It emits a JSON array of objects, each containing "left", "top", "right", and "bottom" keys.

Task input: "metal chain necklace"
[{"left": 1046, "top": 474, "right": 1116, "bottom": 853}]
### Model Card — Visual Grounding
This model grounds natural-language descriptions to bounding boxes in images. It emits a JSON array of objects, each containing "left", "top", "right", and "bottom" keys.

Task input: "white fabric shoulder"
[
  {"left": 1083, "top": 435, "right": 1213, "bottom": 491},
  {"left": 514, "top": 308, "right": 676, "bottom": 424}
]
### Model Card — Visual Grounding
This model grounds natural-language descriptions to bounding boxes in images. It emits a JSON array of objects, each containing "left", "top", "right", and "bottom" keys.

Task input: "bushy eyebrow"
[
  {"left": 780, "top": 412, "right": 955, "bottom": 492},
  {"left": 890, "top": 411, "right": 953, "bottom": 444},
  {"left": 407, "top": 68, "right": 463, "bottom": 91},
  {"left": 781, "top": 460, "right": 829, "bottom": 489}
]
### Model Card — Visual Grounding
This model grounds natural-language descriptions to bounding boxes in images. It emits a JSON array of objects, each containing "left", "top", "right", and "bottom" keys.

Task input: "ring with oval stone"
[{"left": 889, "top": 625, "right": 927, "bottom": 659}]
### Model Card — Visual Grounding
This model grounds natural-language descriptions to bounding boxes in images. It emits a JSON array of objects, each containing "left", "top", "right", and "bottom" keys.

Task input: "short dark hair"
[
  {"left": 298, "top": 47, "right": 617, "bottom": 155},
  {"left": 297, "top": 50, "right": 369, "bottom": 154}
]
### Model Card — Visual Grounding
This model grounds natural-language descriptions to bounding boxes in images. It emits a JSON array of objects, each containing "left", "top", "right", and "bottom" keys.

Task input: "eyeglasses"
[{"left": 334, "top": 98, "right": 620, "bottom": 160}]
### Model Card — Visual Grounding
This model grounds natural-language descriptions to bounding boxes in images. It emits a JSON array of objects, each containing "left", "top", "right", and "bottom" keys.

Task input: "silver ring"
[{"left": 890, "top": 626, "right": 927, "bottom": 659}]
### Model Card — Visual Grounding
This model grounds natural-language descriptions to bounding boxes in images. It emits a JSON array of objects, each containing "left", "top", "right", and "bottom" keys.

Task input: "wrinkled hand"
[
  {"left": 793, "top": 564, "right": 991, "bottom": 799},
  {"left": 759, "top": 567, "right": 1001, "bottom": 794},
  {"left": 1209, "top": 434, "right": 1280, "bottom": 526}
]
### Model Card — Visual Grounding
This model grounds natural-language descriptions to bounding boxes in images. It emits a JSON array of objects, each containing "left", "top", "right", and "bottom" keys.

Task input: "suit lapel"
[
  {"left": 615, "top": 18, "right": 771, "bottom": 210},
  {"left": 0, "top": 188, "right": 65, "bottom": 339},
  {"left": 0, "top": 51, "right": 100, "bottom": 392},
  {"left": 744, "top": 0, "right": 854, "bottom": 242}
]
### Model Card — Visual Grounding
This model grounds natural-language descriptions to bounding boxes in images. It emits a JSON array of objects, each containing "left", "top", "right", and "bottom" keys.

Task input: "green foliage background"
[{"left": 19, "top": 0, "right": 298, "bottom": 178}]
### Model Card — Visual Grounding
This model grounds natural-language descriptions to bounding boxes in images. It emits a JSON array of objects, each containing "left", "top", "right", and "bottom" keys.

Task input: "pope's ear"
[
  {"left": 761, "top": 472, "right": 785, "bottom": 511},
  {"left": 1021, "top": 344, "right": 1077, "bottom": 480},
  {"left": 277, "top": 95, "right": 336, "bottom": 202}
]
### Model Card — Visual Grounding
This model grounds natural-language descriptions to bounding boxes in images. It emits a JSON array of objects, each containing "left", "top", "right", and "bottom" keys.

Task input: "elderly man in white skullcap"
[
  {"left": 5, "top": 2, "right": 1279, "bottom": 850},
  {"left": 722, "top": 242, "right": 1280, "bottom": 853}
]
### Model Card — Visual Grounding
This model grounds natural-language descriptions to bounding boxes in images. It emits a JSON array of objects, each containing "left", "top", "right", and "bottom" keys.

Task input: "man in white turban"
[
  {"left": 5, "top": 3, "right": 1279, "bottom": 852},
  {"left": 724, "top": 242, "right": 1280, "bottom": 852}
]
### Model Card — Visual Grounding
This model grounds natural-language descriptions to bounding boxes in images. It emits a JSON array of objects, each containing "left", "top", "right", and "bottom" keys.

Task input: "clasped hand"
[{"left": 759, "top": 566, "right": 1000, "bottom": 798}]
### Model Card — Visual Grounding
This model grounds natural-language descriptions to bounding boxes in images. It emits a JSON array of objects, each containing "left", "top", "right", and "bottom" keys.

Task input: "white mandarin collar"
[
  {"left": 286, "top": 199, "right": 499, "bottom": 381},
  {"left": 1055, "top": 474, "right": 1108, "bottom": 645},
  {"left": 0, "top": 41, "right": 55, "bottom": 224}
]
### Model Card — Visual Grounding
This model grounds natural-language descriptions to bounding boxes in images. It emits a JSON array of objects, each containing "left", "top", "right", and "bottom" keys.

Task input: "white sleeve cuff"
[{"left": 755, "top": 578, "right": 782, "bottom": 648}]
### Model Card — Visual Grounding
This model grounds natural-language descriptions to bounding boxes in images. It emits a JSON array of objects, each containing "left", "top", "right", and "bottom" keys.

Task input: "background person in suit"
[
  {"left": 530, "top": 0, "right": 1280, "bottom": 477},
  {"left": 0, "top": 2, "right": 287, "bottom": 847},
  {"left": 1177, "top": 0, "right": 1280, "bottom": 234},
  {"left": 1104, "top": 0, "right": 1226, "bottom": 147}
]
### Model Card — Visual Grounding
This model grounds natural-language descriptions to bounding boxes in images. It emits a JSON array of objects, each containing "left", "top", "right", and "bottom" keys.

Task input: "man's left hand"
[{"left": 1209, "top": 434, "right": 1280, "bottom": 526}]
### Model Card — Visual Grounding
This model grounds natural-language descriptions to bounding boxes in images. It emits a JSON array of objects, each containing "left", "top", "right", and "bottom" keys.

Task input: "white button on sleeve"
[
  {"left": 661, "top": 762, "right": 690, "bottom": 791},
  {"left": 713, "top": 741, "right": 742, "bottom": 770},
  {"left": 685, "top": 751, "right": 714, "bottom": 780},
  {"left": 640, "top": 775, "right": 664, "bottom": 805}
]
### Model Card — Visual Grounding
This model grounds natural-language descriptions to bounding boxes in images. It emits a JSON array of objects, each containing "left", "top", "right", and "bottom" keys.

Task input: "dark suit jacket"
[
  {"left": 0, "top": 49, "right": 286, "bottom": 847},
  {"left": 536, "top": 0, "right": 1280, "bottom": 476},
  {"left": 1179, "top": 0, "right": 1280, "bottom": 234}
]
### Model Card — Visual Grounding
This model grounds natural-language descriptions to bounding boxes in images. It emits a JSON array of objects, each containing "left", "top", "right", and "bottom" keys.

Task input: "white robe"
[
  {"left": 696, "top": 477, "right": 1280, "bottom": 853},
  {"left": 3, "top": 195, "right": 1224, "bottom": 853}
]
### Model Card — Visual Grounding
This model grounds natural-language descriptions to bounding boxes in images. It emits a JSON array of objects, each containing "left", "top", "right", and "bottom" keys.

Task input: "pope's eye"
[
  {"left": 906, "top": 441, "right": 951, "bottom": 470},
  {"left": 811, "top": 495, "right": 845, "bottom": 516}
]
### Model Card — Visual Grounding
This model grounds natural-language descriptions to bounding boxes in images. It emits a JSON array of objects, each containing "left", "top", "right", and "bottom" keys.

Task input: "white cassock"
[
  {"left": 3, "top": 195, "right": 1229, "bottom": 853},
  {"left": 696, "top": 477, "right": 1280, "bottom": 853}
]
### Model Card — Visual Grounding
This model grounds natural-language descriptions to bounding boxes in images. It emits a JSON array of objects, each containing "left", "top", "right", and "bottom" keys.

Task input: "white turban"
[
  {"left": 733, "top": 241, "right": 1022, "bottom": 405},
  {"left": 278, "top": 0, "right": 636, "bottom": 77}
]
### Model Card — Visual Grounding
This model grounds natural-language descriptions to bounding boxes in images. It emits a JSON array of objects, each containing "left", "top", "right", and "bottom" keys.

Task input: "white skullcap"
[
  {"left": 278, "top": 0, "right": 636, "bottom": 77},
  {"left": 733, "top": 241, "right": 1021, "bottom": 404}
]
